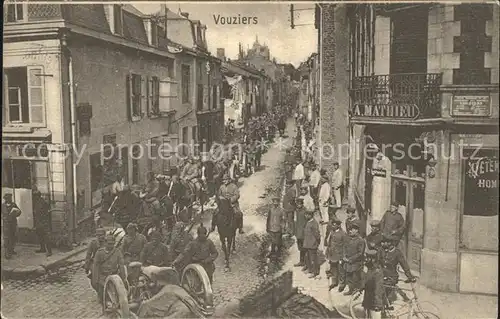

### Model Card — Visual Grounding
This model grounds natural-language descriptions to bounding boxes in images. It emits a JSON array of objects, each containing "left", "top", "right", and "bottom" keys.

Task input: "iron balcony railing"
[{"left": 350, "top": 73, "right": 442, "bottom": 119}]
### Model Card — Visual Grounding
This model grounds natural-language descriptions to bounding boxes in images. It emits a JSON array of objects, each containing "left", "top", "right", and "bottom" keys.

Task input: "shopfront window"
[{"left": 460, "top": 149, "right": 499, "bottom": 252}]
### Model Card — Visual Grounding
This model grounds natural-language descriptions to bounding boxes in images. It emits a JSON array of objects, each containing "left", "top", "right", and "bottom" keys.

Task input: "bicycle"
[{"left": 349, "top": 278, "right": 441, "bottom": 319}]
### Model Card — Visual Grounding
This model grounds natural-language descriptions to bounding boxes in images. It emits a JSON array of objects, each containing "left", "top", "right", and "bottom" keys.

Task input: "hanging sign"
[{"left": 367, "top": 167, "right": 387, "bottom": 177}]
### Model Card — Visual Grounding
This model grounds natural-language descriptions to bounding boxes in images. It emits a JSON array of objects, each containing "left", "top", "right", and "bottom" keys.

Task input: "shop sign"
[
  {"left": 464, "top": 154, "right": 499, "bottom": 216},
  {"left": 451, "top": 95, "right": 490, "bottom": 117},
  {"left": 367, "top": 168, "right": 387, "bottom": 177},
  {"left": 352, "top": 103, "right": 420, "bottom": 119}
]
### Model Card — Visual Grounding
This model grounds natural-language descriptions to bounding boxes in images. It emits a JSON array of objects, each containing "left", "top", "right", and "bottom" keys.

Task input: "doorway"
[{"left": 392, "top": 175, "right": 425, "bottom": 272}]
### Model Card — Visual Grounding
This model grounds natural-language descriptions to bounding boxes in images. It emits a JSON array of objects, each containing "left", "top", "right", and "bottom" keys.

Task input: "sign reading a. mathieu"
[{"left": 352, "top": 104, "right": 420, "bottom": 120}]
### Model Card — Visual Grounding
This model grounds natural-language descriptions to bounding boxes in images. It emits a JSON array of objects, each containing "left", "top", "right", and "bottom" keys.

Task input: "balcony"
[{"left": 350, "top": 73, "right": 442, "bottom": 121}]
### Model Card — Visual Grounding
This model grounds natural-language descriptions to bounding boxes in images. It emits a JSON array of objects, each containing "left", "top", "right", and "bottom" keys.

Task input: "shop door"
[{"left": 392, "top": 179, "right": 425, "bottom": 272}]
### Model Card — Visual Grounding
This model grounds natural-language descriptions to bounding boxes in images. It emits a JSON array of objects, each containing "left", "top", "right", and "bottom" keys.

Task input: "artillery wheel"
[
  {"left": 180, "top": 264, "right": 214, "bottom": 316},
  {"left": 103, "top": 275, "right": 131, "bottom": 318}
]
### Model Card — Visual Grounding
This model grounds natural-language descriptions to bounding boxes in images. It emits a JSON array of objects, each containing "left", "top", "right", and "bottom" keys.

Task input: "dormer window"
[
  {"left": 6, "top": 4, "right": 25, "bottom": 22},
  {"left": 193, "top": 24, "right": 198, "bottom": 42},
  {"left": 113, "top": 5, "right": 123, "bottom": 35},
  {"left": 197, "top": 25, "right": 202, "bottom": 44}
]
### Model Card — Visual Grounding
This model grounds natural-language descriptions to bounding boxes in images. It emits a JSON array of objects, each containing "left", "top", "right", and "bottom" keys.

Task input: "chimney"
[
  {"left": 160, "top": 4, "right": 168, "bottom": 37},
  {"left": 180, "top": 12, "right": 189, "bottom": 19},
  {"left": 216, "top": 48, "right": 225, "bottom": 60}
]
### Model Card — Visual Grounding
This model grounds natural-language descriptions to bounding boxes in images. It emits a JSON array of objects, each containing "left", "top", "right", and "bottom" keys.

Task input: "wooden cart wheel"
[
  {"left": 180, "top": 264, "right": 214, "bottom": 315},
  {"left": 103, "top": 275, "right": 131, "bottom": 318}
]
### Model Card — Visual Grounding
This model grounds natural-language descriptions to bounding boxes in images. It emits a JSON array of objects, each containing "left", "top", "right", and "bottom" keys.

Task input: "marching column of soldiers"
[
  {"left": 84, "top": 108, "right": 290, "bottom": 301},
  {"left": 270, "top": 112, "right": 417, "bottom": 319}
]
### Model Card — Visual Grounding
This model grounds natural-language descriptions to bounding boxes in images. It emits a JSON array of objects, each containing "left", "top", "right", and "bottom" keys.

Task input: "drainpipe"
[
  {"left": 62, "top": 34, "right": 78, "bottom": 243},
  {"left": 318, "top": 4, "right": 323, "bottom": 168}
]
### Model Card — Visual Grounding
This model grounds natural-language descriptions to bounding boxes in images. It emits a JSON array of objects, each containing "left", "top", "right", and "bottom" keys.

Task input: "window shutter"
[
  {"left": 3, "top": 72, "right": 9, "bottom": 126},
  {"left": 147, "top": 76, "right": 153, "bottom": 116},
  {"left": 141, "top": 75, "right": 147, "bottom": 117},
  {"left": 27, "top": 66, "right": 45, "bottom": 125},
  {"left": 126, "top": 73, "right": 132, "bottom": 120}
]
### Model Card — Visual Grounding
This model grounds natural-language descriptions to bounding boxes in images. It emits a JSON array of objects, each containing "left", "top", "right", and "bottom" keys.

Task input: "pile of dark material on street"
[{"left": 234, "top": 271, "right": 340, "bottom": 318}]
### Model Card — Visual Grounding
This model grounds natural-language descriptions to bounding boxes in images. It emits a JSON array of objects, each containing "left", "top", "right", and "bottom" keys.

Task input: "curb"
[{"left": 1, "top": 244, "right": 89, "bottom": 280}]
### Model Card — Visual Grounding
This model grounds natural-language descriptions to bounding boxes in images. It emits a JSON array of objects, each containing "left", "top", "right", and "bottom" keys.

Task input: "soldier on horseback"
[
  {"left": 218, "top": 174, "right": 244, "bottom": 235},
  {"left": 140, "top": 172, "right": 160, "bottom": 203},
  {"left": 180, "top": 156, "right": 203, "bottom": 197}
]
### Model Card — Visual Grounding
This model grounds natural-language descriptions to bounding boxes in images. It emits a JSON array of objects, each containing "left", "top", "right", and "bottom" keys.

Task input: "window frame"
[
  {"left": 5, "top": 4, "right": 27, "bottom": 23},
  {"left": 3, "top": 66, "right": 46, "bottom": 127},
  {"left": 459, "top": 147, "right": 499, "bottom": 253},
  {"left": 128, "top": 73, "right": 143, "bottom": 121},
  {"left": 158, "top": 77, "right": 177, "bottom": 114},
  {"left": 113, "top": 4, "right": 124, "bottom": 35},
  {"left": 181, "top": 64, "right": 191, "bottom": 104},
  {"left": 148, "top": 76, "right": 160, "bottom": 117}
]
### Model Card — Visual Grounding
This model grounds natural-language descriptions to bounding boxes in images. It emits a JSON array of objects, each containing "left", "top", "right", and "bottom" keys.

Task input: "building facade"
[
  {"left": 343, "top": 3, "right": 498, "bottom": 295},
  {"left": 2, "top": 3, "right": 221, "bottom": 244}
]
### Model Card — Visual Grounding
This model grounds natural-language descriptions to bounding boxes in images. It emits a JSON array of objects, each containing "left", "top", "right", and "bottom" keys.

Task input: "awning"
[{"left": 2, "top": 128, "right": 52, "bottom": 144}]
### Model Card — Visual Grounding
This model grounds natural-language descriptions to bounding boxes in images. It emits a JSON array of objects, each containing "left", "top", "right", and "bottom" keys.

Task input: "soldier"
[
  {"left": 141, "top": 172, "right": 160, "bottom": 203},
  {"left": 331, "top": 162, "right": 344, "bottom": 208},
  {"left": 2, "top": 193, "right": 21, "bottom": 259},
  {"left": 181, "top": 157, "right": 202, "bottom": 194},
  {"left": 303, "top": 210, "right": 321, "bottom": 279},
  {"left": 121, "top": 223, "right": 147, "bottom": 263},
  {"left": 284, "top": 149, "right": 295, "bottom": 182},
  {"left": 380, "top": 236, "right": 416, "bottom": 303},
  {"left": 298, "top": 187, "right": 315, "bottom": 214},
  {"left": 219, "top": 174, "right": 244, "bottom": 234},
  {"left": 84, "top": 228, "right": 107, "bottom": 282},
  {"left": 325, "top": 218, "right": 347, "bottom": 290},
  {"left": 366, "top": 220, "right": 383, "bottom": 253},
  {"left": 380, "top": 201, "right": 406, "bottom": 243},
  {"left": 292, "top": 159, "right": 305, "bottom": 194},
  {"left": 340, "top": 220, "right": 365, "bottom": 295},
  {"left": 293, "top": 198, "right": 307, "bottom": 267},
  {"left": 308, "top": 162, "right": 321, "bottom": 209},
  {"left": 140, "top": 231, "right": 171, "bottom": 267},
  {"left": 173, "top": 224, "right": 218, "bottom": 284},
  {"left": 92, "top": 234, "right": 127, "bottom": 303},
  {"left": 362, "top": 249, "right": 385, "bottom": 319},
  {"left": 32, "top": 188, "right": 52, "bottom": 256},
  {"left": 266, "top": 197, "right": 285, "bottom": 257},
  {"left": 283, "top": 179, "right": 298, "bottom": 236},
  {"left": 344, "top": 207, "right": 359, "bottom": 233},
  {"left": 169, "top": 214, "right": 194, "bottom": 260}
]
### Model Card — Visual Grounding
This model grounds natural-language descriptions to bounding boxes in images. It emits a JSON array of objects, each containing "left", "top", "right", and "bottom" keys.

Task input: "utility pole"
[{"left": 290, "top": 4, "right": 295, "bottom": 29}]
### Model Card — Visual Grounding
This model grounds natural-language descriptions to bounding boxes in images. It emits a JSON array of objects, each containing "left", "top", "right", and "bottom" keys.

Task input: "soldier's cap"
[
  {"left": 365, "top": 249, "right": 378, "bottom": 257},
  {"left": 331, "top": 218, "right": 342, "bottom": 225},
  {"left": 295, "top": 197, "right": 304, "bottom": 203},
  {"left": 3, "top": 193, "right": 12, "bottom": 199},
  {"left": 96, "top": 228, "right": 106, "bottom": 235},
  {"left": 370, "top": 220, "right": 381, "bottom": 227},
  {"left": 127, "top": 223, "right": 138, "bottom": 230},
  {"left": 346, "top": 207, "right": 356, "bottom": 213},
  {"left": 382, "top": 234, "right": 397, "bottom": 243},
  {"left": 350, "top": 220, "right": 361, "bottom": 229}
]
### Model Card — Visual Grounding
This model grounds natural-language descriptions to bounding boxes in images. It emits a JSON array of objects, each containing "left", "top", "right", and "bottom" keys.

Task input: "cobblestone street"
[{"left": 1, "top": 124, "right": 296, "bottom": 319}]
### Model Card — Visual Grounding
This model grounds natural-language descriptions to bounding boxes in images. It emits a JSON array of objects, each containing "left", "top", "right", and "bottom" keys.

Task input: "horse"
[{"left": 211, "top": 196, "right": 238, "bottom": 272}]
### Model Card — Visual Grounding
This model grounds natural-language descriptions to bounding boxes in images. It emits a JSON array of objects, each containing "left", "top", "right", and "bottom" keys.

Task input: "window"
[
  {"left": 3, "top": 67, "right": 45, "bottom": 125},
  {"left": 197, "top": 84, "right": 204, "bottom": 111},
  {"left": 181, "top": 65, "right": 191, "bottom": 104},
  {"left": 127, "top": 74, "right": 142, "bottom": 121},
  {"left": 113, "top": 5, "right": 123, "bottom": 35},
  {"left": 159, "top": 78, "right": 177, "bottom": 113},
  {"left": 212, "top": 85, "right": 218, "bottom": 109},
  {"left": 148, "top": 76, "right": 160, "bottom": 116},
  {"left": 6, "top": 4, "right": 25, "bottom": 22},
  {"left": 131, "top": 144, "right": 141, "bottom": 185},
  {"left": 460, "top": 148, "right": 499, "bottom": 252}
]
